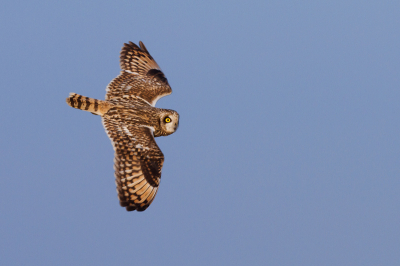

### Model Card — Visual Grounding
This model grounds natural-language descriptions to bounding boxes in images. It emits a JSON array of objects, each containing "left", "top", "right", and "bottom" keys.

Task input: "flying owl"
[{"left": 66, "top": 41, "right": 179, "bottom": 212}]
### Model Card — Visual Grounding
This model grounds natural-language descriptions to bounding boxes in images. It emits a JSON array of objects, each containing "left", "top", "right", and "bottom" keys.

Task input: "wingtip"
[
  {"left": 126, "top": 206, "right": 136, "bottom": 212},
  {"left": 119, "top": 40, "right": 160, "bottom": 74},
  {"left": 139, "top": 41, "right": 148, "bottom": 53},
  {"left": 120, "top": 41, "right": 150, "bottom": 55}
]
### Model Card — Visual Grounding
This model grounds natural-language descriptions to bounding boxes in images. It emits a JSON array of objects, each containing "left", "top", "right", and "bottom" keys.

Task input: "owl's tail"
[{"left": 66, "top": 93, "right": 112, "bottom": 116}]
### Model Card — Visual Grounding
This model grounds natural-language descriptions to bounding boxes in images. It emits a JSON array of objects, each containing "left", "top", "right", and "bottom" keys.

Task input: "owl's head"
[{"left": 158, "top": 109, "right": 179, "bottom": 136}]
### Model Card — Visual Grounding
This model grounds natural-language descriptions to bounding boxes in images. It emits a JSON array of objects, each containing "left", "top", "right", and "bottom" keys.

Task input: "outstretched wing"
[
  {"left": 102, "top": 108, "right": 164, "bottom": 211},
  {"left": 105, "top": 41, "right": 172, "bottom": 106}
]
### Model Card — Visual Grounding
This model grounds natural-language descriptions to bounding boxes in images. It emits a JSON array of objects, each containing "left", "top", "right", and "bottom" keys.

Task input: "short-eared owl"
[{"left": 66, "top": 41, "right": 179, "bottom": 212}]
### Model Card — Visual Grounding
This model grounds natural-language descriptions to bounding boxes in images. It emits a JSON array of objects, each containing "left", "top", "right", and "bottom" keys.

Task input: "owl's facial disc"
[{"left": 161, "top": 111, "right": 179, "bottom": 135}]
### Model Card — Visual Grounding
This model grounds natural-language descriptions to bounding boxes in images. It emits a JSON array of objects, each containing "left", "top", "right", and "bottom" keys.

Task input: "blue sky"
[{"left": 1, "top": 1, "right": 399, "bottom": 265}]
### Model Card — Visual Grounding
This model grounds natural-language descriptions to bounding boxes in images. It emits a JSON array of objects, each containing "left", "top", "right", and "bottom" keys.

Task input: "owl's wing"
[
  {"left": 102, "top": 108, "right": 164, "bottom": 211},
  {"left": 105, "top": 41, "right": 172, "bottom": 106}
]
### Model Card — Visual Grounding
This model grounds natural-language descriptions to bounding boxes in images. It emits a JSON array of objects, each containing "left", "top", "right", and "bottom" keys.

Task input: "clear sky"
[{"left": 1, "top": 1, "right": 399, "bottom": 265}]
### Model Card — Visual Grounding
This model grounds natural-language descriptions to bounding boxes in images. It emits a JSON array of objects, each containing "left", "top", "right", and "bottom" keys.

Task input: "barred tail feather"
[{"left": 66, "top": 93, "right": 111, "bottom": 116}]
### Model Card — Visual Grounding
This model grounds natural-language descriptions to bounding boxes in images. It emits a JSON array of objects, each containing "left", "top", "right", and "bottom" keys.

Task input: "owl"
[{"left": 66, "top": 41, "right": 179, "bottom": 212}]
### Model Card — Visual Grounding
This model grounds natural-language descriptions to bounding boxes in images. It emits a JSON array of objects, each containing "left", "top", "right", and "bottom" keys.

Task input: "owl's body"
[{"left": 66, "top": 41, "right": 179, "bottom": 212}]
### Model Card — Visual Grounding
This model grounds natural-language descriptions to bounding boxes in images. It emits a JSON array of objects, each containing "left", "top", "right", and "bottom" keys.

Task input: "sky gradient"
[{"left": 1, "top": 1, "right": 399, "bottom": 265}]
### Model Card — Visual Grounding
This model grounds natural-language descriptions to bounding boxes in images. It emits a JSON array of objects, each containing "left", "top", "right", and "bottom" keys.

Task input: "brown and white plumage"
[
  {"left": 66, "top": 41, "right": 179, "bottom": 212},
  {"left": 106, "top": 41, "right": 172, "bottom": 106}
]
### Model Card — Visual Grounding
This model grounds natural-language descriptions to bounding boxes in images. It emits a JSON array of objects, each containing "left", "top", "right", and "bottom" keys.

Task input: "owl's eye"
[{"left": 164, "top": 117, "right": 171, "bottom": 123}]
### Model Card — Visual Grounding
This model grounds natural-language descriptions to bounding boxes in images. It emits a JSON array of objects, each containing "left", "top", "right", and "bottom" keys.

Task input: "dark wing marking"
[
  {"left": 102, "top": 108, "right": 164, "bottom": 211},
  {"left": 105, "top": 41, "right": 172, "bottom": 106}
]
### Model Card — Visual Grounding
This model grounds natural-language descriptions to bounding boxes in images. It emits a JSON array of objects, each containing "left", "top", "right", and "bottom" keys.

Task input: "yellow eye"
[{"left": 164, "top": 117, "right": 171, "bottom": 123}]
